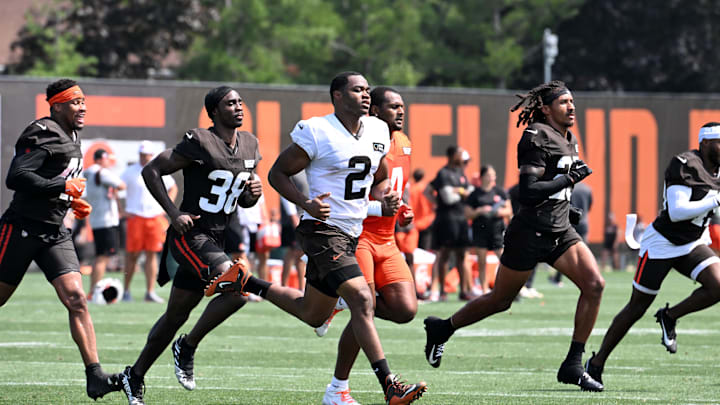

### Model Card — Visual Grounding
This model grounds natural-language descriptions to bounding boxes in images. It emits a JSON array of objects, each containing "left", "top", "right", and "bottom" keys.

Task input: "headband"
[
  {"left": 48, "top": 85, "right": 84, "bottom": 106},
  {"left": 541, "top": 88, "right": 570, "bottom": 106},
  {"left": 699, "top": 125, "right": 720, "bottom": 143}
]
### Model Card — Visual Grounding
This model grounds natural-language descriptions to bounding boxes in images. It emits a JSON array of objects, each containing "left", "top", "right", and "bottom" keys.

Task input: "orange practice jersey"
[{"left": 361, "top": 131, "right": 412, "bottom": 243}]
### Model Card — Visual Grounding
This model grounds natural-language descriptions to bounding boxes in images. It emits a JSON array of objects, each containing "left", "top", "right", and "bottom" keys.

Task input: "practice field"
[{"left": 0, "top": 269, "right": 719, "bottom": 404}]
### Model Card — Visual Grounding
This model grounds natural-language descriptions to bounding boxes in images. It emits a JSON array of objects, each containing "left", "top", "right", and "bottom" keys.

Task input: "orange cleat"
[{"left": 204, "top": 258, "right": 251, "bottom": 297}]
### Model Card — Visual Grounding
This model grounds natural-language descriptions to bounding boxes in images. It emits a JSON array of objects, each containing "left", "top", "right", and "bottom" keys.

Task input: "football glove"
[
  {"left": 567, "top": 160, "right": 592, "bottom": 184},
  {"left": 71, "top": 198, "right": 92, "bottom": 220},
  {"left": 65, "top": 177, "right": 87, "bottom": 198}
]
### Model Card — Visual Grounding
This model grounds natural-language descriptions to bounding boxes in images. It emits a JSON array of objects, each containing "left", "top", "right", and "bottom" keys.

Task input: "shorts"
[
  {"left": 395, "top": 227, "right": 418, "bottom": 254},
  {"left": 471, "top": 227, "right": 504, "bottom": 250},
  {"left": 126, "top": 215, "right": 168, "bottom": 253},
  {"left": 710, "top": 224, "right": 720, "bottom": 251},
  {"left": 281, "top": 223, "right": 300, "bottom": 249},
  {"left": 432, "top": 216, "right": 470, "bottom": 249},
  {"left": 92, "top": 226, "right": 119, "bottom": 256},
  {"left": 0, "top": 216, "right": 79, "bottom": 286},
  {"left": 356, "top": 235, "right": 414, "bottom": 289},
  {"left": 603, "top": 232, "right": 617, "bottom": 250},
  {"left": 632, "top": 244, "right": 719, "bottom": 295},
  {"left": 168, "top": 228, "right": 230, "bottom": 292},
  {"left": 500, "top": 220, "right": 582, "bottom": 271},
  {"left": 296, "top": 220, "right": 363, "bottom": 298}
]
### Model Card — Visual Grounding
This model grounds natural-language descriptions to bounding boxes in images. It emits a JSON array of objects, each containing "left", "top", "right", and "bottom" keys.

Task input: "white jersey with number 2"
[{"left": 290, "top": 113, "right": 389, "bottom": 237}]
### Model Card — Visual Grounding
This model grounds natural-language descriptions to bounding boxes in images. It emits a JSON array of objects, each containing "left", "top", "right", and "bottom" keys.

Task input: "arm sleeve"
[
  {"left": 5, "top": 148, "right": 65, "bottom": 194},
  {"left": 518, "top": 172, "right": 573, "bottom": 204},
  {"left": 666, "top": 185, "right": 719, "bottom": 222}
]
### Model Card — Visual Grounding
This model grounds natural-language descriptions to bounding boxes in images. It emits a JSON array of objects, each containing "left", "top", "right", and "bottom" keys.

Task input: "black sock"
[
  {"left": 129, "top": 366, "right": 144, "bottom": 381},
  {"left": 245, "top": 276, "right": 272, "bottom": 298},
  {"left": 564, "top": 340, "right": 585, "bottom": 366},
  {"left": 85, "top": 362, "right": 102, "bottom": 377},
  {"left": 371, "top": 359, "right": 392, "bottom": 390},
  {"left": 181, "top": 336, "right": 197, "bottom": 350}
]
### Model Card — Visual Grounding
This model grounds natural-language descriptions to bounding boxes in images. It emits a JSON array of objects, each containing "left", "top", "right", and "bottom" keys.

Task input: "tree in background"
[
  {"left": 553, "top": 0, "right": 720, "bottom": 92},
  {"left": 10, "top": 0, "right": 213, "bottom": 78}
]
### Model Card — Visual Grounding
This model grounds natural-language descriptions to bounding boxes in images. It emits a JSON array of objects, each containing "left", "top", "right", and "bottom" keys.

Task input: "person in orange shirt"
[
  {"left": 396, "top": 168, "right": 435, "bottom": 299},
  {"left": 320, "top": 86, "right": 419, "bottom": 405}
]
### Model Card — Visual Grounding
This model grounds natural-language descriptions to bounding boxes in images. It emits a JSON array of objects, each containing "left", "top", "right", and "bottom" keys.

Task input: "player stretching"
[
  {"left": 207, "top": 72, "right": 427, "bottom": 404},
  {"left": 423, "top": 80, "right": 604, "bottom": 392},
  {"left": 319, "top": 87, "right": 417, "bottom": 405},
  {"left": 585, "top": 122, "right": 720, "bottom": 386},
  {"left": 119, "top": 86, "right": 262, "bottom": 405},
  {"left": 0, "top": 79, "right": 120, "bottom": 400}
]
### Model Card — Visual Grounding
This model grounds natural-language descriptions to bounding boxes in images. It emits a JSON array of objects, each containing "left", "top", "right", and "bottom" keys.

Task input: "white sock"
[{"left": 330, "top": 376, "right": 349, "bottom": 390}]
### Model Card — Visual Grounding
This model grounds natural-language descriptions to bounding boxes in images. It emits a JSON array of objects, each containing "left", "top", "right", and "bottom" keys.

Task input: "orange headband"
[{"left": 48, "top": 85, "right": 84, "bottom": 106}]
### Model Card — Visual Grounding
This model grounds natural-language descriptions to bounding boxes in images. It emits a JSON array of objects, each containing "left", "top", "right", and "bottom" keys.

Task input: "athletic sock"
[
  {"left": 371, "top": 359, "right": 392, "bottom": 391},
  {"left": 564, "top": 340, "right": 585, "bottom": 366},
  {"left": 85, "top": 362, "right": 102, "bottom": 377},
  {"left": 244, "top": 276, "right": 272, "bottom": 297},
  {"left": 129, "top": 366, "right": 144, "bottom": 380},
  {"left": 330, "top": 376, "right": 349, "bottom": 390}
]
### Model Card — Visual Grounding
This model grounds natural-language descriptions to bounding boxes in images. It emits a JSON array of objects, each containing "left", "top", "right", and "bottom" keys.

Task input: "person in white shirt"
[
  {"left": 84, "top": 148, "right": 126, "bottom": 302},
  {"left": 120, "top": 141, "right": 177, "bottom": 303}
]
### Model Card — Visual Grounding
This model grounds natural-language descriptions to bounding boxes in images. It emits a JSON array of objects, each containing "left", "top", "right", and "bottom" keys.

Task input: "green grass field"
[{"left": 1, "top": 269, "right": 719, "bottom": 404}]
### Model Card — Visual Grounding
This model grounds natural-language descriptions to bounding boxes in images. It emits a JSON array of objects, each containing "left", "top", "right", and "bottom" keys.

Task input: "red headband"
[{"left": 48, "top": 85, "right": 84, "bottom": 106}]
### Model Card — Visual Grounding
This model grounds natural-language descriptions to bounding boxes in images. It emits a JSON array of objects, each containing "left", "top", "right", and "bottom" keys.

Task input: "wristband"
[{"left": 367, "top": 200, "right": 382, "bottom": 216}]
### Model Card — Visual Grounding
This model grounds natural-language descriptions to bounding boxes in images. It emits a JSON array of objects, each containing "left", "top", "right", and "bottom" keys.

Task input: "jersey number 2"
[
  {"left": 200, "top": 170, "right": 251, "bottom": 214},
  {"left": 344, "top": 156, "right": 371, "bottom": 200}
]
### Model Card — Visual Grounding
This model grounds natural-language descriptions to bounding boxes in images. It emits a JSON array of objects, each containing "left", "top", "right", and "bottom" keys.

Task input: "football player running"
[
  {"left": 423, "top": 80, "right": 605, "bottom": 392},
  {"left": 0, "top": 79, "right": 120, "bottom": 400},
  {"left": 585, "top": 122, "right": 720, "bottom": 386},
  {"left": 206, "top": 72, "right": 427, "bottom": 405},
  {"left": 319, "top": 87, "right": 417, "bottom": 405}
]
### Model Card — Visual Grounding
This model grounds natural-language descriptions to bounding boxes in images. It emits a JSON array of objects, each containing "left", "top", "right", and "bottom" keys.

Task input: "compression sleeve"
[
  {"left": 518, "top": 172, "right": 573, "bottom": 204},
  {"left": 666, "top": 184, "right": 719, "bottom": 222},
  {"left": 5, "top": 148, "right": 65, "bottom": 194}
]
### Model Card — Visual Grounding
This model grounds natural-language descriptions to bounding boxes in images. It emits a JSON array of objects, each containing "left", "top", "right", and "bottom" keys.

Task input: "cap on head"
[
  {"left": 204, "top": 86, "right": 234, "bottom": 121},
  {"left": 93, "top": 148, "right": 108, "bottom": 161},
  {"left": 138, "top": 140, "right": 155, "bottom": 155},
  {"left": 699, "top": 122, "right": 720, "bottom": 143},
  {"left": 461, "top": 150, "right": 471, "bottom": 162}
]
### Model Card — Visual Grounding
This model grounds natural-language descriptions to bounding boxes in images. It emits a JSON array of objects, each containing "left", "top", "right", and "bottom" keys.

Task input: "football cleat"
[
  {"left": 384, "top": 374, "right": 427, "bottom": 405},
  {"left": 424, "top": 316, "right": 451, "bottom": 368},
  {"left": 86, "top": 369, "right": 121, "bottom": 400},
  {"left": 584, "top": 352, "right": 604, "bottom": 386},
  {"left": 120, "top": 366, "right": 145, "bottom": 405},
  {"left": 557, "top": 362, "right": 604, "bottom": 392},
  {"left": 172, "top": 334, "right": 196, "bottom": 390},
  {"left": 655, "top": 303, "right": 677, "bottom": 354},
  {"left": 315, "top": 297, "right": 348, "bottom": 337},
  {"left": 322, "top": 384, "right": 361, "bottom": 405},
  {"left": 204, "top": 258, "right": 251, "bottom": 297}
]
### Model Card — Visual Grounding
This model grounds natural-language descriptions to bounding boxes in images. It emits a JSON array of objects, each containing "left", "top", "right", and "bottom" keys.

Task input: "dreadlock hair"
[{"left": 510, "top": 80, "right": 569, "bottom": 128}]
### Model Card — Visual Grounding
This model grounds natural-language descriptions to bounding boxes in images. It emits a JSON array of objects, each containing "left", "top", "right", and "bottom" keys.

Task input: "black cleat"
[
  {"left": 557, "top": 362, "right": 604, "bottom": 392},
  {"left": 86, "top": 369, "right": 121, "bottom": 400},
  {"left": 584, "top": 352, "right": 604, "bottom": 386},
  {"left": 120, "top": 366, "right": 145, "bottom": 405},
  {"left": 424, "top": 316, "right": 452, "bottom": 368},
  {"left": 655, "top": 303, "right": 677, "bottom": 353},
  {"left": 173, "top": 334, "right": 196, "bottom": 390}
]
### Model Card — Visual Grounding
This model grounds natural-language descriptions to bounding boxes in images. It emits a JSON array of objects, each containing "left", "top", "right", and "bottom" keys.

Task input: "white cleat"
[
  {"left": 322, "top": 384, "right": 361, "bottom": 405},
  {"left": 315, "top": 298, "right": 348, "bottom": 337}
]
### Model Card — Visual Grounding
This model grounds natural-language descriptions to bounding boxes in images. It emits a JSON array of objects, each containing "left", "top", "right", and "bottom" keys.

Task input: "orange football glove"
[
  {"left": 71, "top": 198, "right": 92, "bottom": 220},
  {"left": 65, "top": 177, "right": 86, "bottom": 198}
]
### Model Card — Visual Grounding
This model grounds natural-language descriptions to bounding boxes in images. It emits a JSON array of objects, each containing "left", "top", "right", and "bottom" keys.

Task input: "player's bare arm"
[
  {"left": 371, "top": 156, "right": 400, "bottom": 216},
  {"left": 269, "top": 143, "right": 330, "bottom": 220},
  {"left": 142, "top": 149, "right": 195, "bottom": 233},
  {"left": 238, "top": 177, "right": 262, "bottom": 208}
]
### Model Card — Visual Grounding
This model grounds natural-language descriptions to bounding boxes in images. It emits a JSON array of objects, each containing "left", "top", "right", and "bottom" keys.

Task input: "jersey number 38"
[{"left": 200, "top": 170, "right": 251, "bottom": 214}]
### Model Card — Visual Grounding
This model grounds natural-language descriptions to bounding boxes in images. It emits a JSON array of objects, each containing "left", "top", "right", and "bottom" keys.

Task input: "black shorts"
[
  {"left": 168, "top": 228, "right": 230, "bottom": 293},
  {"left": 633, "top": 244, "right": 719, "bottom": 295},
  {"left": 500, "top": 220, "right": 582, "bottom": 271},
  {"left": 471, "top": 227, "right": 504, "bottom": 250},
  {"left": 432, "top": 216, "right": 470, "bottom": 249},
  {"left": 224, "top": 221, "right": 247, "bottom": 254},
  {"left": 92, "top": 226, "right": 120, "bottom": 256},
  {"left": 296, "top": 220, "right": 363, "bottom": 297},
  {"left": 281, "top": 223, "right": 300, "bottom": 249},
  {"left": 0, "top": 215, "right": 79, "bottom": 286}
]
